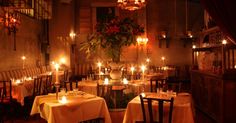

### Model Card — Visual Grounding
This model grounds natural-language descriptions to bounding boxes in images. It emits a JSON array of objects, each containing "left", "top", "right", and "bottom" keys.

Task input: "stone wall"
[{"left": 0, "top": 11, "right": 43, "bottom": 71}]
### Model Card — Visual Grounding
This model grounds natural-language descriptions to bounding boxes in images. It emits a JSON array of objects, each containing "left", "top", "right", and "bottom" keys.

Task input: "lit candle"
[
  {"left": 161, "top": 56, "right": 165, "bottom": 67},
  {"left": 104, "top": 78, "right": 109, "bottom": 85},
  {"left": 141, "top": 92, "right": 146, "bottom": 97},
  {"left": 141, "top": 65, "right": 146, "bottom": 81},
  {"left": 59, "top": 96, "right": 67, "bottom": 104},
  {"left": 130, "top": 66, "right": 135, "bottom": 81},
  {"left": 55, "top": 63, "right": 60, "bottom": 84},
  {"left": 59, "top": 57, "right": 66, "bottom": 64},
  {"left": 222, "top": 39, "right": 227, "bottom": 45},
  {"left": 21, "top": 56, "right": 26, "bottom": 69},
  {"left": 123, "top": 78, "right": 128, "bottom": 85}
]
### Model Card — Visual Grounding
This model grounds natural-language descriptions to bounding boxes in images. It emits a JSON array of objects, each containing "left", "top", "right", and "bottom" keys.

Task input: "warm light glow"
[
  {"left": 161, "top": 56, "right": 165, "bottom": 61},
  {"left": 137, "top": 37, "right": 148, "bottom": 45},
  {"left": 59, "top": 96, "right": 68, "bottom": 104},
  {"left": 59, "top": 57, "right": 66, "bottom": 64},
  {"left": 141, "top": 92, "right": 146, "bottom": 97},
  {"left": 117, "top": 0, "right": 146, "bottom": 11},
  {"left": 104, "top": 78, "right": 109, "bottom": 85},
  {"left": 131, "top": 66, "right": 135, "bottom": 72},
  {"left": 21, "top": 56, "right": 26, "bottom": 60},
  {"left": 97, "top": 62, "right": 102, "bottom": 67},
  {"left": 192, "top": 45, "right": 196, "bottom": 49},
  {"left": 123, "top": 78, "right": 128, "bottom": 84},
  {"left": 234, "top": 65, "right": 236, "bottom": 69},
  {"left": 187, "top": 31, "right": 193, "bottom": 38},
  {"left": 15, "top": 79, "right": 21, "bottom": 84},
  {"left": 54, "top": 63, "right": 60, "bottom": 71},
  {"left": 222, "top": 39, "right": 227, "bottom": 45},
  {"left": 141, "top": 65, "right": 146, "bottom": 72},
  {"left": 162, "top": 35, "right": 166, "bottom": 38},
  {"left": 51, "top": 61, "right": 55, "bottom": 65},
  {"left": 69, "top": 32, "right": 76, "bottom": 38},
  {"left": 146, "top": 58, "right": 150, "bottom": 63}
]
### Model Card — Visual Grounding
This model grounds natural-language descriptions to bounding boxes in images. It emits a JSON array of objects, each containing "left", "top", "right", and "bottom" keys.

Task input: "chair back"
[
  {"left": 42, "top": 75, "right": 53, "bottom": 94},
  {"left": 139, "top": 95, "right": 174, "bottom": 123},
  {"left": 33, "top": 77, "right": 42, "bottom": 96},
  {"left": 150, "top": 76, "right": 166, "bottom": 92},
  {"left": 97, "top": 83, "right": 112, "bottom": 97},
  {"left": 0, "top": 80, "right": 13, "bottom": 103}
]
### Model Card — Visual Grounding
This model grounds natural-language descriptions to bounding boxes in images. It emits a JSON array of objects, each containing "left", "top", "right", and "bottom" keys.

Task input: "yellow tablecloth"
[
  {"left": 30, "top": 93, "right": 112, "bottom": 123},
  {"left": 123, "top": 92, "right": 195, "bottom": 123}
]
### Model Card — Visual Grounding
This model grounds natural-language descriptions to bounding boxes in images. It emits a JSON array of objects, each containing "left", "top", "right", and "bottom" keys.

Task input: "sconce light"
[
  {"left": 157, "top": 31, "right": 170, "bottom": 48},
  {"left": 222, "top": 39, "right": 227, "bottom": 45},
  {"left": 137, "top": 37, "right": 148, "bottom": 46},
  {"left": 180, "top": 31, "right": 196, "bottom": 48},
  {"left": 0, "top": 9, "right": 20, "bottom": 50}
]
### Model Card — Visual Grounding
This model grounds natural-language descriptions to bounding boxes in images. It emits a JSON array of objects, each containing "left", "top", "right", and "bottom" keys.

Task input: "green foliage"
[{"left": 80, "top": 17, "right": 144, "bottom": 62}]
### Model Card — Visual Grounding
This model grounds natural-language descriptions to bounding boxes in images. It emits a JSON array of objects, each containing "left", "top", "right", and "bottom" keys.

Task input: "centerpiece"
[{"left": 80, "top": 16, "right": 144, "bottom": 80}]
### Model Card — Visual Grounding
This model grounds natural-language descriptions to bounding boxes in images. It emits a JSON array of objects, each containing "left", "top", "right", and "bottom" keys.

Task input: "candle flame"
[
  {"left": 104, "top": 78, "right": 109, "bottom": 85},
  {"left": 59, "top": 96, "right": 67, "bottom": 104},
  {"left": 123, "top": 78, "right": 128, "bottom": 84},
  {"left": 21, "top": 56, "right": 26, "bottom": 60},
  {"left": 97, "top": 62, "right": 102, "bottom": 67}
]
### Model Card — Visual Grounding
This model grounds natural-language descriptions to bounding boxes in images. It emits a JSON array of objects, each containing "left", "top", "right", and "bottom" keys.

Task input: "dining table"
[
  {"left": 30, "top": 91, "right": 112, "bottom": 123},
  {"left": 123, "top": 92, "right": 195, "bottom": 123},
  {"left": 12, "top": 78, "right": 34, "bottom": 105}
]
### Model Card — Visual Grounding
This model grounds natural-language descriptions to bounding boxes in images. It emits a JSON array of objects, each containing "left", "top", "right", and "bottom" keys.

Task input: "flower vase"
[{"left": 109, "top": 62, "right": 122, "bottom": 83}]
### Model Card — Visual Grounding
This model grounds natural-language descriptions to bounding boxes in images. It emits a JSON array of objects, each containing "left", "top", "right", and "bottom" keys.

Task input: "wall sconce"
[
  {"left": 180, "top": 31, "right": 196, "bottom": 48},
  {"left": 137, "top": 37, "right": 148, "bottom": 46},
  {"left": 157, "top": 31, "right": 170, "bottom": 48},
  {"left": 0, "top": 9, "right": 21, "bottom": 50}
]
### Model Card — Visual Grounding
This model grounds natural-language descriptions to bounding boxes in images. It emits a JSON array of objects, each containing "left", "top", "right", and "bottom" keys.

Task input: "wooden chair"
[
  {"left": 138, "top": 95, "right": 174, "bottom": 123},
  {"left": 42, "top": 75, "right": 53, "bottom": 94},
  {"left": 166, "top": 76, "right": 182, "bottom": 93},
  {"left": 150, "top": 76, "right": 166, "bottom": 92},
  {"left": 24, "top": 77, "right": 43, "bottom": 118},
  {"left": 0, "top": 80, "right": 21, "bottom": 122}
]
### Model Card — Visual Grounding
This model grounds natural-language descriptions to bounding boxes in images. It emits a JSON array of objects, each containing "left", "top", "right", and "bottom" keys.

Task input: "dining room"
[{"left": 1, "top": 0, "right": 236, "bottom": 123}]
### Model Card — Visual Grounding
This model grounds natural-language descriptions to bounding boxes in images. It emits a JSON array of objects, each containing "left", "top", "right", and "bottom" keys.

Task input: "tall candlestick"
[
  {"left": 141, "top": 65, "right": 146, "bottom": 82},
  {"left": 55, "top": 63, "right": 59, "bottom": 84},
  {"left": 21, "top": 56, "right": 26, "bottom": 69},
  {"left": 131, "top": 67, "right": 135, "bottom": 81},
  {"left": 161, "top": 56, "right": 165, "bottom": 69}
]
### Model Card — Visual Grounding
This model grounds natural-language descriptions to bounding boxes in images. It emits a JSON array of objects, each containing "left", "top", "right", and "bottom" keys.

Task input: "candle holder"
[{"left": 55, "top": 82, "right": 60, "bottom": 100}]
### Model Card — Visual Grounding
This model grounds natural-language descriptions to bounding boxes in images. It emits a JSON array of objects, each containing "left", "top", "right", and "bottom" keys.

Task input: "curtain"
[{"left": 200, "top": 0, "right": 236, "bottom": 45}]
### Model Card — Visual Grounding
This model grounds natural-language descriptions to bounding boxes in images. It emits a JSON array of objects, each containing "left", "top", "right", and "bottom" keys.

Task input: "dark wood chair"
[
  {"left": 150, "top": 76, "right": 166, "bottom": 92},
  {"left": 62, "top": 75, "right": 84, "bottom": 91},
  {"left": 166, "top": 76, "right": 182, "bottom": 93},
  {"left": 24, "top": 77, "right": 43, "bottom": 118},
  {"left": 42, "top": 75, "right": 53, "bottom": 95},
  {"left": 0, "top": 80, "right": 21, "bottom": 122},
  {"left": 138, "top": 95, "right": 174, "bottom": 123}
]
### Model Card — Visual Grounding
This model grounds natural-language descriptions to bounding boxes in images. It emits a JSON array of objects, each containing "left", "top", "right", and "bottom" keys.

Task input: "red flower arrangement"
[{"left": 80, "top": 17, "right": 144, "bottom": 62}]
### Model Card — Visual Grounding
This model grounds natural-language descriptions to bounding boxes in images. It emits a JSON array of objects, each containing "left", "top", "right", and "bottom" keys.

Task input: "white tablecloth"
[
  {"left": 123, "top": 92, "right": 194, "bottom": 123},
  {"left": 30, "top": 92, "right": 112, "bottom": 123},
  {"left": 12, "top": 79, "right": 34, "bottom": 105}
]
